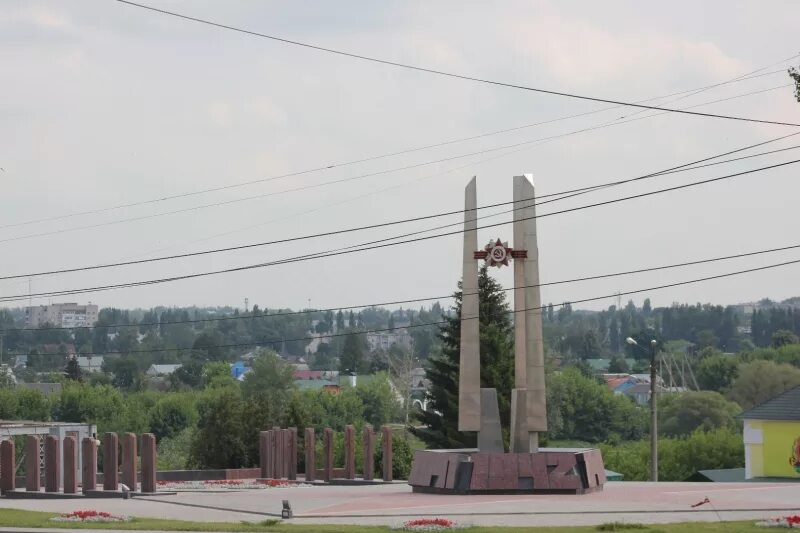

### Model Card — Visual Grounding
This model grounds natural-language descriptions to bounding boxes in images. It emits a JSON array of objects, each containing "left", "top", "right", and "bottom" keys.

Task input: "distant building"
[
  {"left": 76, "top": 356, "right": 104, "bottom": 373},
  {"left": 18, "top": 382, "right": 62, "bottom": 397},
  {"left": 25, "top": 303, "right": 98, "bottom": 328},
  {"left": 740, "top": 385, "right": 800, "bottom": 480},
  {"left": 145, "top": 364, "right": 182, "bottom": 377},
  {"left": 366, "top": 330, "right": 413, "bottom": 352}
]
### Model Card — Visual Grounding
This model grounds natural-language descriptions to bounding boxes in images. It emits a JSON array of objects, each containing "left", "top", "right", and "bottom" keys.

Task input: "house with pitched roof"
[{"left": 740, "top": 385, "right": 800, "bottom": 480}]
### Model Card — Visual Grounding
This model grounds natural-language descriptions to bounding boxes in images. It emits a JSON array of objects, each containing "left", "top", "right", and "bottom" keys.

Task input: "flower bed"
[
  {"left": 394, "top": 518, "right": 460, "bottom": 531},
  {"left": 756, "top": 515, "right": 800, "bottom": 528},
  {"left": 156, "top": 479, "right": 310, "bottom": 491},
  {"left": 51, "top": 510, "right": 131, "bottom": 523}
]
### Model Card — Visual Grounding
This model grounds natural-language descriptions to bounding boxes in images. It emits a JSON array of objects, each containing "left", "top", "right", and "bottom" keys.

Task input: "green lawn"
[{"left": 0, "top": 508, "right": 778, "bottom": 533}]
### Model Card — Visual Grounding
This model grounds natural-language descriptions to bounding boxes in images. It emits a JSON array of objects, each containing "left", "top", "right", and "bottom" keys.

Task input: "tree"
[
  {"left": 336, "top": 310, "right": 345, "bottom": 331},
  {"left": 191, "top": 387, "right": 247, "bottom": 468},
  {"left": 149, "top": 394, "right": 198, "bottom": 441},
  {"left": 64, "top": 357, "right": 82, "bottom": 382},
  {"left": 339, "top": 333, "right": 368, "bottom": 374},
  {"left": 547, "top": 367, "right": 646, "bottom": 443},
  {"left": 772, "top": 329, "right": 799, "bottom": 348},
  {"left": 790, "top": 66, "right": 800, "bottom": 103},
  {"left": 658, "top": 391, "right": 741, "bottom": 437},
  {"left": 169, "top": 360, "right": 204, "bottom": 390},
  {"left": 695, "top": 353, "right": 739, "bottom": 393},
  {"left": 191, "top": 330, "right": 227, "bottom": 362},
  {"left": 355, "top": 373, "right": 398, "bottom": 428},
  {"left": 608, "top": 356, "right": 629, "bottom": 373},
  {"left": 105, "top": 357, "right": 140, "bottom": 390},
  {"left": 727, "top": 360, "right": 800, "bottom": 410},
  {"left": 412, "top": 266, "right": 514, "bottom": 449}
]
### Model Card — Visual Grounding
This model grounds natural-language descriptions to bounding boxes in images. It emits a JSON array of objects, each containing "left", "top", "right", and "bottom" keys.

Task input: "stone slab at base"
[
  {"left": 2, "top": 489, "right": 175, "bottom": 499},
  {"left": 408, "top": 448, "right": 606, "bottom": 495}
]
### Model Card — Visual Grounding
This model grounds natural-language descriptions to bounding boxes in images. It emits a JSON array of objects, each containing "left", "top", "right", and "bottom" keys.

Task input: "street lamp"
[{"left": 626, "top": 336, "right": 659, "bottom": 482}]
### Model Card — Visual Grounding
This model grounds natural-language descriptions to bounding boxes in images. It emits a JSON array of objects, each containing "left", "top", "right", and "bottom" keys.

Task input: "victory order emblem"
[{"left": 473, "top": 238, "right": 526, "bottom": 268}]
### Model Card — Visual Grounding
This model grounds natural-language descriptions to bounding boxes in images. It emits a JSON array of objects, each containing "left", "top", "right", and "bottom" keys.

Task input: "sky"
[{"left": 1, "top": 0, "right": 799, "bottom": 314}]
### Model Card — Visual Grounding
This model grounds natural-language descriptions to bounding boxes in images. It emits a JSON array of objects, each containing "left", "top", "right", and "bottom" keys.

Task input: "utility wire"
[
  {"left": 0, "top": 67, "right": 788, "bottom": 233},
  {"left": 0, "top": 83, "right": 790, "bottom": 246},
  {"left": 115, "top": 1, "right": 800, "bottom": 127},
  {"left": 2, "top": 133, "right": 798, "bottom": 282},
  {"left": 2, "top": 157, "right": 798, "bottom": 303},
  {"left": 8, "top": 255, "right": 800, "bottom": 356},
  {"left": 7, "top": 241, "right": 800, "bottom": 333}
]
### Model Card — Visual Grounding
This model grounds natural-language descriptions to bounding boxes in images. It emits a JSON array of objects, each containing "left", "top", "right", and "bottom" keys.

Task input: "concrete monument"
[{"left": 409, "top": 175, "right": 606, "bottom": 494}]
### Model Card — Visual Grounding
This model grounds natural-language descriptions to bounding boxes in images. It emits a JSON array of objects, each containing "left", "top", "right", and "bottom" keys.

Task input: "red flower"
[{"left": 404, "top": 518, "right": 455, "bottom": 528}]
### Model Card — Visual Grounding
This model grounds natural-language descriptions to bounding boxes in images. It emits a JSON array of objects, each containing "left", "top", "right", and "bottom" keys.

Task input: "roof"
[
  {"left": 739, "top": 385, "right": 800, "bottom": 421},
  {"left": 294, "top": 379, "right": 338, "bottom": 390},
  {"left": 147, "top": 364, "right": 182, "bottom": 375},
  {"left": 295, "top": 370, "right": 326, "bottom": 380},
  {"left": 18, "top": 383, "right": 62, "bottom": 396},
  {"left": 685, "top": 468, "right": 745, "bottom": 482}
]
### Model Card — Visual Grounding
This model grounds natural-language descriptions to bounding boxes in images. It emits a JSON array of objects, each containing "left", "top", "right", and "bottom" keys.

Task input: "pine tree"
[
  {"left": 412, "top": 266, "right": 513, "bottom": 449},
  {"left": 336, "top": 310, "right": 345, "bottom": 331},
  {"left": 339, "top": 332, "right": 368, "bottom": 374},
  {"left": 65, "top": 356, "right": 82, "bottom": 382}
]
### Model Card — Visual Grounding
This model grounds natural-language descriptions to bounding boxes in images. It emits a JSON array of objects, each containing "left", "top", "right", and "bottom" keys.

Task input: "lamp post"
[{"left": 626, "top": 336, "right": 659, "bottom": 482}]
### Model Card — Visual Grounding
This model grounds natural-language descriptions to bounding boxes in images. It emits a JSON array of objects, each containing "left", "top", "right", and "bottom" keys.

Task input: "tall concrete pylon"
[
  {"left": 458, "top": 177, "right": 481, "bottom": 432},
  {"left": 510, "top": 175, "right": 547, "bottom": 452}
]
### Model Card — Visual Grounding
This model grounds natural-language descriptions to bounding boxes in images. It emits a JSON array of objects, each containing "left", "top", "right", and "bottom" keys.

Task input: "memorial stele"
[{"left": 408, "top": 174, "right": 606, "bottom": 494}]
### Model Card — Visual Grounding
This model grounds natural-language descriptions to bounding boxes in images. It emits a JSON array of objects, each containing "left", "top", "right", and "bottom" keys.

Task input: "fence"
[
  {"left": 0, "top": 432, "right": 157, "bottom": 496},
  {"left": 260, "top": 424, "right": 393, "bottom": 482}
]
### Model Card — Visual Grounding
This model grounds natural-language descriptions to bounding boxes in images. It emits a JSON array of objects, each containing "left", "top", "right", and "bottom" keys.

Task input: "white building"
[
  {"left": 366, "top": 330, "right": 413, "bottom": 352},
  {"left": 25, "top": 303, "right": 98, "bottom": 328},
  {"left": 77, "top": 356, "right": 104, "bottom": 373},
  {"left": 145, "top": 364, "right": 182, "bottom": 377}
]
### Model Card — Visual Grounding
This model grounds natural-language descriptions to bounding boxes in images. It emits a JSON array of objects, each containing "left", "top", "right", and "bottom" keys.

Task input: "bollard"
[
  {"left": 323, "top": 428, "right": 334, "bottom": 482},
  {"left": 81, "top": 437, "right": 97, "bottom": 493},
  {"left": 44, "top": 436, "right": 60, "bottom": 493},
  {"left": 25, "top": 436, "right": 40, "bottom": 492},
  {"left": 63, "top": 437, "right": 78, "bottom": 494},
  {"left": 121, "top": 433, "right": 137, "bottom": 493},
  {"left": 344, "top": 425, "right": 355, "bottom": 479},
  {"left": 304, "top": 428, "right": 315, "bottom": 482},
  {"left": 103, "top": 433, "right": 119, "bottom": 491},
  {"left": 259, "top": 431, "right": 269, "bottom": 478},
  {"left": 288, "top": 428, "right": 298, "bottom": 481},
  {"left": 0, "top": 439, "right": 15, "bottom": 494},
  {"left": 381, "top": 426, "right": 393, "bottom": 482},
  {"left": 363, "top": 425, "right": 374, "bottom": 481},
  {"left": 141, "top": 434, "right": 157, "bottom": 494}
]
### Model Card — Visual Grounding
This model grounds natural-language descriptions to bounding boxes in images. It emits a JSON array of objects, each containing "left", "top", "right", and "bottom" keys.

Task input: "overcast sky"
[{"left": 1, "top": 0, "right": 799, "bottom": 314}]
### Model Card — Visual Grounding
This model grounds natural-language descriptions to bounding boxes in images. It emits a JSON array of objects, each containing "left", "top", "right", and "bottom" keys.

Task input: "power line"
[
  {"left": 7, "top": 240, "right": 800, "bottom": 333},
  {"left": 2, "top": 157, "right": 798, "bottom": 303},
  {"left": 3, "top": 132, "right": 798, "bottom": 282},
  {"left": 115, "top": 1, "right": 800, "bottom": 127},
  {"left": 0, "top": 83, "right": 791, "bottom": 246},
  {"left": 7, "top": 255, "right": 800, "bottom": 356},
  {"left": 0, "top": 68, "right": 788, "bottom": 233}
]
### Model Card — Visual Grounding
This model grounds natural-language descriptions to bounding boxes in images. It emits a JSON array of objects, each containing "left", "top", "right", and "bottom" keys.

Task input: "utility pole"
[
  {"left": 648, "top": 339, "right": 658, "bottom": 482},
  {"left": 627, "top": 336, "right": 659, "bottom": 482}
]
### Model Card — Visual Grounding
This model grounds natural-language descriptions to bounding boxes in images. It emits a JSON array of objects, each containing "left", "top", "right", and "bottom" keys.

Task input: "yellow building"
[{"left": 742, "top": 385, "right": 800, "bottom": 480}]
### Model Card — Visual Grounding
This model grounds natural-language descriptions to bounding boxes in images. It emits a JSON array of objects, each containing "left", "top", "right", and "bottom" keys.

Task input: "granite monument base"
[{"left": 408, "top": 448, "right": 605, "bottom": 495}]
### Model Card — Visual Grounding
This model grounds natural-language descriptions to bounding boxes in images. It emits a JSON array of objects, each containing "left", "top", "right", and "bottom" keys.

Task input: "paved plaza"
[{"left": 2, "top": 481, "right": 800, "bottom": 528}]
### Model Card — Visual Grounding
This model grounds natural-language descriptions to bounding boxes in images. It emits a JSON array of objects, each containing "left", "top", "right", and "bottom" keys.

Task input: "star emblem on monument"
[{"left": 473, "top": 238, "right": 527, "bottom": 268}]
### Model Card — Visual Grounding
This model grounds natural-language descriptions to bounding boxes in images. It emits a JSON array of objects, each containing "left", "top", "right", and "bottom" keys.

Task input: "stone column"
[
  {"left": 288, "top": 428, "right": 298, "bottom": 481},
  {"left": 520, "top": 175, "right": 547, "bottom": 449},
  {"left": 273, "top": 427, "right": 283, "bottom": 479},
  {"left": 141, "top": 434, "right": 157, "bottom": 494},
  {"left": 343, "top": 425, "right": 355, "bottom": 479},
  {"left": 323, "top": 428, "right": 334, "bottom": 482},
  {"left": 0, "top": 439, "right": 15, "bottom": 494},
  {"left": 362, "top": 425, "right": 374, "bottom": 481},
  {"left": 459, "top": 176, "right": 481, "bottom": 432},
  {"left": 121, "top": 433, "right": 137, "bottom": 492},
  {"left": 259, "top": 431, "right": 269, "bottom": 478},
  {"left": 81, "top": 438, "right": 97, "bottom": 493},
  {"left": 381, "top": 427, "right": 393, "bottom": 482},
  {"left": 25, "top": 436, "right": 40, "bottom": 492},
  {"left": 103, "top": 433, "right": 119, "bottom": 491},
  {"left": 44, "top": 436, "right": 60, "bottom": 493},
  {"left": 304, "top": 428, "right": 315, "bottom": 482},
  {"left": 63, "top": 437, "right": 78, "bottom": 494}
]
